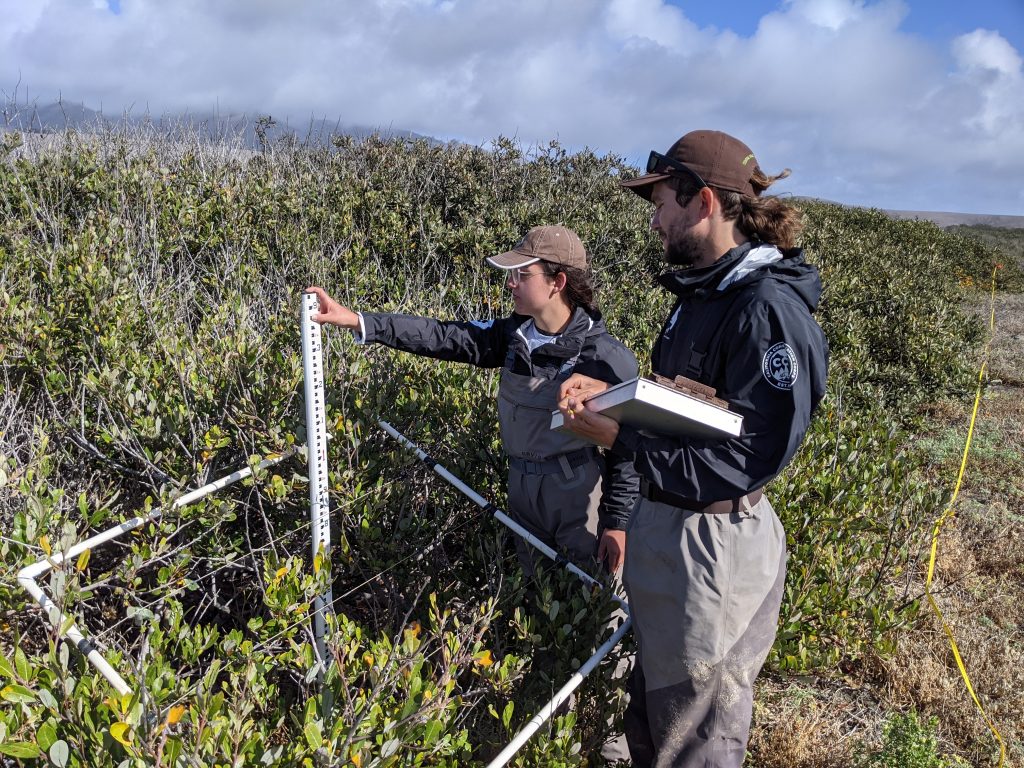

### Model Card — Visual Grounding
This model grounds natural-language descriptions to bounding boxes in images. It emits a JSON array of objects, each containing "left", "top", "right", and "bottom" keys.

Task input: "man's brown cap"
[
  {"left": 621, "top": 130, "right": 761, "bottom": 201},
  {"left": 486, "top": 225, "right": 588, "bottom": 271}
]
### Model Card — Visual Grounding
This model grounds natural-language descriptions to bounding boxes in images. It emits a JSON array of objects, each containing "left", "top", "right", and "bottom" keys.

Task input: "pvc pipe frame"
[
  {"left": 378, "top": 420, "right": 628, "bottom": 606},
  {"left": 16, "top": 452, "right": 291, "bottom": 697},
  {"left": 485, "top": 616, "right": 632, "bottom": 768},
  {"left": 377, "top": 420, "right": 632, "bottom": 768}
]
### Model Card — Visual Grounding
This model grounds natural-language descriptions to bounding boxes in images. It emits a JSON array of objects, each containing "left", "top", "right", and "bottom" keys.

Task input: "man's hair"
[
  {"left": 668, "top": 168, "right": 803, "bottom": 250},
  {"left": 540, "top": 261, "right": 597, "bottom": 314}
]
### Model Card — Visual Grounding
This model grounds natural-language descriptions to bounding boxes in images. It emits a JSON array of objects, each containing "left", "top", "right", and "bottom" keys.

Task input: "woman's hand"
[
  {"left": 598, "top": 529, "right": 626, "bottom": 573},
  {"left": 305, "top": 286, "right": 360, "bottom": 329}
]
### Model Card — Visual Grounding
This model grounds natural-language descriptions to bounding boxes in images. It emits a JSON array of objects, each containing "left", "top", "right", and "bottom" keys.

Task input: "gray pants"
[
  {"left": 506, "top": 460, "right": 603, "bottom": 575},
  {"left": 507, "top": 460, "right": 632, "bottom": 764},
  {"left": 622, "top": 494, "right": 786, "bottom": 767}
]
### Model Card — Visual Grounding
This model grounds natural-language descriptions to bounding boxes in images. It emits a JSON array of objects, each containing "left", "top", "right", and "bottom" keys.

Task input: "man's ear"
[
  {"left": 552, "top": 271, "right": 568, "bottom": 292},
  {"left": 697, "top": 186, "right": 716, "bottom": 220}
]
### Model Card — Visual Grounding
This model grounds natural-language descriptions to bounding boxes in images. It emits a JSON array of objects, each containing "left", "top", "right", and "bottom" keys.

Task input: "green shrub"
[
  {"left": 0, "top": 126, "right": 989, "bottom": 764},
  {"left": 855, "top": 710, "right": 970, "bottom": 768}
]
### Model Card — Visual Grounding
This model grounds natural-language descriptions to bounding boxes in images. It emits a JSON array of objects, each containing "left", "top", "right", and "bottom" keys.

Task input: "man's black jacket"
[{"left": 612, "top": 242, "right": 829, "bottom": 503}]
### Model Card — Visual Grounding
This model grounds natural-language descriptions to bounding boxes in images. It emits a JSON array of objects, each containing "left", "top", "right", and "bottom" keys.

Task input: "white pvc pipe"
[
  {"left": 16, "top": 452, "right": 290, "bottom": 696},
  {"left": 17, "top": 574, "right": 133, "bottom": 696},
  {"left": 486, "top": 616, "right": 633, "bottom": 768},
  {"left": 378, "top": 420, "right": 635, "bottom": 764},
  {"left": 301, "top": 291, "right": 333, "bottom": 688},
  {"left": 378, "top": 420, "right": 624, "bottom": 600}
]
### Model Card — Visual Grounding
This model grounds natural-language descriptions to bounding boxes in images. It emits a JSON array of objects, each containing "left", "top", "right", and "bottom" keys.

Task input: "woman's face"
[{"left": 507, "top": 264, "right": 557, "bottom": 317}]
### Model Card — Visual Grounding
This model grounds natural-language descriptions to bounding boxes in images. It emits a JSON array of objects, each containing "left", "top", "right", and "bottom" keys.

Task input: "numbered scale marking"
[{"left": 301, "top": 292, "right": 333, "bottom": 679}]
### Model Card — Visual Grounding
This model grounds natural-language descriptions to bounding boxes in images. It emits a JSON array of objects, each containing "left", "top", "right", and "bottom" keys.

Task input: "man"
[{"left": 558, "top": 130, "right": 828, "bottom": 767}]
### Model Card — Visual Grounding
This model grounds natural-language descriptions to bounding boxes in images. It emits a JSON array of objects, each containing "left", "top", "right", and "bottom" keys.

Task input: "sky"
[{"left": 2, "top": 0, "right": 1023, "bottom": 215}]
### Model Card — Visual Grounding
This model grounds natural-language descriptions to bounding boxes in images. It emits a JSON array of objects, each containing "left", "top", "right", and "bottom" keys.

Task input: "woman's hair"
[
  {"left": 668, "top": 168, "right": 803, "bottom": 250},
  {"left": 539, "top": 261, "right": 598, "bottom": 314}
]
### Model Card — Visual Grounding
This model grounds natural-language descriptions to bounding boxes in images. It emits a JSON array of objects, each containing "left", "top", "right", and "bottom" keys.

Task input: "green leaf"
[
  {"left": 0, "top": 742, "right": 42, "bottom": 758},
  {"left": 0, "top": 656, "right": 16, "bottom": 680},
  {"left": 164, "top": 737, "right": 183, "bottom": 765},
  {"left": 502, "top": 700, "right": 515, "bottom": 730},
  {"left": 36, "top": 721, "right": 58, "bottom": 751},
  {"left": 303, "top": 721, "right": 322, "bottom": 750},
  {"left": 14, "top": 647, "right": 30, "bottom": 680},
  {"left": 1, "top": 684, "right": 36, "bottom": 703},
  {"left": 423, "top": 720, "right": 442, "bottom": 745},
  {"left": 37, "top": 687, "right": 58, "bottom": 711},
  {"left": 49, "top": 739, "right": 70, "bottom": 768}
]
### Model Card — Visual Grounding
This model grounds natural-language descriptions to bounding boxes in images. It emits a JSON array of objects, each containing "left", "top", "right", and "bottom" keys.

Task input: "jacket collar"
[
  {"left": 657, "top": 242, "right": 753, "bottom": 300},
  {"left": 513, "top": 306, "right": 600, "bottom": 360}
]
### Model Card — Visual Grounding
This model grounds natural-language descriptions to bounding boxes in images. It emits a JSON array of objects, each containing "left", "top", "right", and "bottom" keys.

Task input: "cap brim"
[
  {"left": 619, "top": 172, "right": 671, "bottom": 201},
  {"left": 485, "top": 252, "right": 540, "bottom": 270}
]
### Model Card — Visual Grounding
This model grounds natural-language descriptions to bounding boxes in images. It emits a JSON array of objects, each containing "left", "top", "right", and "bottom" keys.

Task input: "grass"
[{"left": 747, "top": 292, "right": 1024, "bottom": 767}]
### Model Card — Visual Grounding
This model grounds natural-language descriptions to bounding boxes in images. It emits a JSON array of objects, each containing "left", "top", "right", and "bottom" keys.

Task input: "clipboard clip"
[{"left": 652, "top": 374, "right": 730, "bottom": 410}]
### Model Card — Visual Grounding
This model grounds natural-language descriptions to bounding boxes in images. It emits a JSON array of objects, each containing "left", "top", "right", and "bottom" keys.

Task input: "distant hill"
[
  {"left": 5, "top": 103, "right": 1022, "bottom": 231},
  {"left": 792, "top": 197, "right": 1024, "bottom": 231},
  {"left": 0, "top": 99, "right": 441, "bottom": 149},
  {"left": 883, "top": 209, "right": 1024, "bottom": 230}
]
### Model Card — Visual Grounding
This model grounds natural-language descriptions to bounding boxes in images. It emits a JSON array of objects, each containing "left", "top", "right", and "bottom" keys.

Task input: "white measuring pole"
[{"left": 301, "top": 291, "right": 333, "bottom": 693}]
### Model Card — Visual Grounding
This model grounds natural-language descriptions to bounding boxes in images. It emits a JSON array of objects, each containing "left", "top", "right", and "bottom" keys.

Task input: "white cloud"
[
  {"left": 604, "top": 0, "right": 702, "bottom": 51},
  {"left": 954, "top": 27, "right": 1022, "bottom": 75},
  {"left": 1, "top": 0, "right": 1022, "bottom": 214}
]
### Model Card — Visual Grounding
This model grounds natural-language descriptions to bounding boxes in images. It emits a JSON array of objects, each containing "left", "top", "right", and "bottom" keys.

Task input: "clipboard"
[{"left": 550, "top": 375, "right": 743, "bottom": 439}]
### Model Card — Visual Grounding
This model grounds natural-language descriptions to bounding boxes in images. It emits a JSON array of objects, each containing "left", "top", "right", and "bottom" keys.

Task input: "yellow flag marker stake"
[{"left": 924, "top": 265, "right": 1005, "bottom": 766}]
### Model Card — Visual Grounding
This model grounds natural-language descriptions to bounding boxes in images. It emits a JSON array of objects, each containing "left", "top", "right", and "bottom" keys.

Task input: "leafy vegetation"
[
  {"left": 855, "top": 710, "right": 971, "bottom": 768},
  {"left": 0, "top": 125, "right": 1003, "bottom": 765},
  {"left": 946, "top": 224, "right": 1024, "bottom": 291}
]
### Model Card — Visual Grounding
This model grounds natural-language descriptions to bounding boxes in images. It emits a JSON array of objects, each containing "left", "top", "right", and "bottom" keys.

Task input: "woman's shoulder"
[{"left": 579, "top": 322, "right": 639, "bottom": 379}]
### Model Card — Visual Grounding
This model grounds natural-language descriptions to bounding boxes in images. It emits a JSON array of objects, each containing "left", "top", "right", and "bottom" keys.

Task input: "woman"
[{"left": 307, "top": 225, "right": 639, "bottom": 575}]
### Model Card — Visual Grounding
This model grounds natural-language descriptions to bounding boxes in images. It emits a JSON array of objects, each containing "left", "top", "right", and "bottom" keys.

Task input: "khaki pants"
[{"left": 622, "top": 494, "right": 786, "bottom": 767}]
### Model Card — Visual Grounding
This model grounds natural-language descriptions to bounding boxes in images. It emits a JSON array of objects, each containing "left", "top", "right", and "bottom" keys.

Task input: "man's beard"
[{"left": 664, "top": 227, "right": 703, "bottom": 267}]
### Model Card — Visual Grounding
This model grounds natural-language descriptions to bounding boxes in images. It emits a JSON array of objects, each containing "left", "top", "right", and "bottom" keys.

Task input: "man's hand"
[
  {"left": 558, "top": 373, "right": 610, "bottom": 404},
  {"left": 557, "top": 374, "right": 619, "bottom": 448},
  {"left": 305, "top": 286, "right": 361, "bottom": 328},
  {"left": 558, "top": 405, "right": 620, "bottom": 449},
  {"left": 598, "top": 529, "right": 626, "bottom": 573}
]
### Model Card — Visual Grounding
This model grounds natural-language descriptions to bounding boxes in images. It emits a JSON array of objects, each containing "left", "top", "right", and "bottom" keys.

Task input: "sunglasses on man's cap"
[{"left": 646, "top": 151, "right": 708, "bottom": 189}]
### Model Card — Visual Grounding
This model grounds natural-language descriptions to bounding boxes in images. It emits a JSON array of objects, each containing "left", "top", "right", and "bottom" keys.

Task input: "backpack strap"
[{"left": 685, "top": 288, "right": 752, "bottom": 380}]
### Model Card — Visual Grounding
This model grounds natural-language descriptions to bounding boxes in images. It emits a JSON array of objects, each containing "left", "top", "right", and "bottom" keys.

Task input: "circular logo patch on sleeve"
[{"left": 762, "top": 342, "right": 798, "bottom": 390}]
